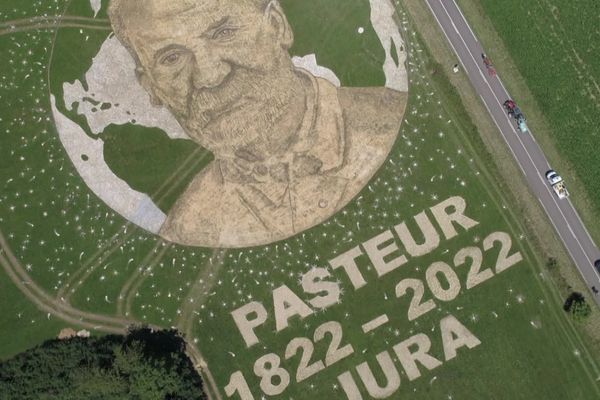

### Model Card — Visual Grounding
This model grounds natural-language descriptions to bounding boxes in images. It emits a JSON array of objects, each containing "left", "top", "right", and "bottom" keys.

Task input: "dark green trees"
[{"left": 0, "top": 328, "right": 206, "bottom": 400}]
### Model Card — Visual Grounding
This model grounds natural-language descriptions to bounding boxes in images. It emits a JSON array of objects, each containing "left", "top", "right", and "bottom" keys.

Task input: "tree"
[
  {"left": 68, "top": 368, "right": 129, "bottom": 400},
  {"left": 546, "top": 257, "right": 558, "bottom": 270},
  {"left": 0, "top": 328, "right": 206, "bottom": 400},
  {"left": 571, "top": 298, "right": 592, "bottom": 321},
  {"left": 563, "top": 292, "right": 592, "bottom": 321}
]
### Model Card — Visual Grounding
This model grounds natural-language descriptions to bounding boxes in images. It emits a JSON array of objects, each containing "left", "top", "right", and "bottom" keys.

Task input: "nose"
[{"left": 191, "top": 49, "right": 231, "bottom": 90}]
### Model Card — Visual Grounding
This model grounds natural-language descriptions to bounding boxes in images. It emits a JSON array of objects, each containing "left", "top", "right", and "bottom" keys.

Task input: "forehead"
[
  {"left": 121, "top": 0, "right": 260, "bottom": 47},
  {"left": 146, "top": 0, "right": 226, "bottom": 22}
]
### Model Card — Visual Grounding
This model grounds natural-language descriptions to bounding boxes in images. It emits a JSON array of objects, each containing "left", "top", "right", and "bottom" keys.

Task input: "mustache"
[
  {"left": 176, "top": 67, "right": 303, "bottom": 155},
  {"left": 185, "top": 68, "right": 268, "bottom": 127}
]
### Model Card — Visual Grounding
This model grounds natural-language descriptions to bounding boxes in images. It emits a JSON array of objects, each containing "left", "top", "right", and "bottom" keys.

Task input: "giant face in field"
[{"left": 108, "top": 0, "right": 408, "bottom": 248}]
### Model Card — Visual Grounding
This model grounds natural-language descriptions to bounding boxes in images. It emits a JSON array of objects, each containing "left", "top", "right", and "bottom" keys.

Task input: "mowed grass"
[
  {"left": 475, "top": 0, "right": 600, "bottom": 233},
  {"left": 184, "top": 4, "right": 600, "bottom": 399},
  {"left": 0, "top": 266, "right": 65, "bottom": 360},
  {"left": 1, "top": 1, "right": 600, "bottom": 399}
]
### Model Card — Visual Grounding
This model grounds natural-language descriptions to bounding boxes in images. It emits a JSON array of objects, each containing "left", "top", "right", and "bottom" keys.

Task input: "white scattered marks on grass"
[{"left": 89, "top": 0, "right": 101, "bottom": 17}]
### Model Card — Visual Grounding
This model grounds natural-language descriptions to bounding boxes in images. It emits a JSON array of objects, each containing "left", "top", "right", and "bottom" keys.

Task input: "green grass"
[
  {"left": 183, "top": 5, "right": 600, "bottom": 399},
  {"left": 0, "top": 266, "right": 65, "bottom": 360},
  {"left": 102, "top": 125, "right": 213, "bottom": 213},
  {"left": 475, "top": 0, "right": 600, "bottom": 233},
  {"left": 1, "top": 0, "right": 600, "bottom": 399}
]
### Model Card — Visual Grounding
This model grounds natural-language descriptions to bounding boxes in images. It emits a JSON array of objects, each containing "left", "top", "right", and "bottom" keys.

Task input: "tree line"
[{"left": 0, "top": 327, "right": 207, "bottom": 400}]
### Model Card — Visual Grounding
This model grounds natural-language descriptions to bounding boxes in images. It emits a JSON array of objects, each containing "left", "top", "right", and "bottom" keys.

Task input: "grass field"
[
  {"left": 466, "top": 0, "right": 600, "bottom": 242},
  {"left": 1, "top": 0, "right": 600, "bottom": 399},
  {"left": 0, "top": 266, "right": 66, "bottom": 360}
]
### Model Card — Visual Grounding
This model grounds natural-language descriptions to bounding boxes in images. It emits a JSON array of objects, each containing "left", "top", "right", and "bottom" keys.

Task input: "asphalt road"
[{"left": 425, "top": 0, "right": 600, "bottom": 304}]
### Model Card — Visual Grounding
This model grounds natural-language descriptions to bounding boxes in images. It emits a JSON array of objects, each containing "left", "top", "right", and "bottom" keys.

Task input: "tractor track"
[
  {"left": 0, "top": 15, "right": 108, "bottom": 28},
  {"left": 177, "top": 249, "right": 227, "bottom": 400},
  {"left": 1, "top": 22, "right": 111, "bottom": 37},
  {"left": 56, "top": 147, "right": 209, "bottom": 303},
  {"left": 0, "top": 5, "right": 223, "bottom": 398},
  {"left": 0, "top": 230, "right": 134, "bottom": 332},
  {"left": 116, "top": 241, "right": 170, "bottom": 317}
]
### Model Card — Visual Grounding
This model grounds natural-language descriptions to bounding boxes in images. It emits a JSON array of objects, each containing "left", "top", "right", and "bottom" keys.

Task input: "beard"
[{"left": 179, "top": 67, "right": 303, "bottom": 159}]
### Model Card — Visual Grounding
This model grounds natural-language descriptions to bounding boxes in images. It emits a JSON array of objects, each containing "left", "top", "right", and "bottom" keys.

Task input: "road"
[{"left": 425, "top": 0, "right": 600, "bottom": 304}]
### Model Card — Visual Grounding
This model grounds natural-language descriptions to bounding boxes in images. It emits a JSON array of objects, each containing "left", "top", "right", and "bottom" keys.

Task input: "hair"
[
  {"left": 107, "top": 0, "right": 140, "bottom": 60},
  {"left": 108, "top": 0, "right": 274, "bottom": 64}
]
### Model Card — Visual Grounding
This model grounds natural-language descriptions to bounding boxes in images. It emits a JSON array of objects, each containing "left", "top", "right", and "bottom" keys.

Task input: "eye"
[
  {"left": 160, "top": 51, "right": 183, "bottom": 66},
  {"left": 213, "top": 27, "right": 237, "bottom": 40}
]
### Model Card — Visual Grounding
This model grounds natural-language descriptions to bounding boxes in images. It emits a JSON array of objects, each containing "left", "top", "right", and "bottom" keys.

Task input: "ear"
[
  {"left": 135, "top": 66, "right": 163, "bottom": 106},
  {"left": 266, "top": 1, "right": 294, "bottom": 49}
]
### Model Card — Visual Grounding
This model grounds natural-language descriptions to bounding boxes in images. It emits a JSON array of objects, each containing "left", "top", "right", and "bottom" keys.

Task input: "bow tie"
[{"left": 221, "top": 153, "right": 324, "bottom": 184}]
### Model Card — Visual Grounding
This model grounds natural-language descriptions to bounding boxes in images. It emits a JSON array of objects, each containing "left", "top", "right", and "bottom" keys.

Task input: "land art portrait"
[
  {"left": 4, "top": 0, "right": 599, "bottom": 399},
  {"left": 52, "top": 0, "right": 409, "bottom": 248}
]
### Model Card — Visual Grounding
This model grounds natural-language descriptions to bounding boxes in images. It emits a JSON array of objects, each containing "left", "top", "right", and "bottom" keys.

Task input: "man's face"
[{"left": 120, "top": 0, "right": 299, "bottom": 157}]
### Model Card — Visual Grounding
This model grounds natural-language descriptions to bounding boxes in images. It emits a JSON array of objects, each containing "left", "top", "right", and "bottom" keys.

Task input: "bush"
[
  {"left": 563, "top": 292, "right": 592, "bottom": 321},
  {"left": 546, "top": 257, "right": 558, "bottom": 270}
]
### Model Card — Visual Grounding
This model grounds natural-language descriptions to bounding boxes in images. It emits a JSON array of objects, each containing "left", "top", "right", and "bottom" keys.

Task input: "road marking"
[
  {"left": 451, "top": 0, "right": 479, "bottom": 43},
  {"left": 428, "top": 0, "right": 600, "bottom": 284},
  {"left": 435, "top": 0, "right": 596, "bottom": 269},
  {"left": 478, "top": 95, "right": 529, "bottom": 177},
  {"left": 567, "top": 197, "right": 600, "bottom": 254},
  {"left": 449, "top": 17, "right": 459, "bottom": 35},
  {"left": 436, "top": 1, "right": 598, "bottom": 263},
  {"left": 426, "top": 1, "right": 470, "bottom": 77},
  {"left": 538, "top": 198, "right": 600, "bottom": 281},
  {"left": 362, "top": 314, "right": 389, "bottom": 334},
  {"left": 477, "top": 66, "right": 487, "bottom": 81}
]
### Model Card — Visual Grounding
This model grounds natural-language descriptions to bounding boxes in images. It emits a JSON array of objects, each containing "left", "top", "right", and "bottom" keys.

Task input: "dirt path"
[
  {"left": 0, "top": 15, "right": 110, "bottom": 36},
  {"left": 186, "top": 341, "right": 223, "bottom": 400},
  {"left": 0, "top": 7, "right": 221, "bottom": 398},
  {"left": 57, "top": 224, "right": 135, "bottom": 302},
  {"left": 1, "top": 230, "right": 216, "bottom": 400},
  {"left": 0, "top": 15, "right": 108, "bottom": 29},
  {"left": 57, "top": 149, "right": 209, "bottom": 303},
  {"left": 177, "top": 250, "right": 226, "bottom": 335},
  {"left": 0, "top": 23, "right": 111, "bottom": 36},
  {"left": 117, "top": 241, "right": 170, "bottom": 317},
  {"left": 0, "top": 232, "right": 131, "bottom": 332},
  {"left": 177, "top": 249, "right": 227, "bottom": 400},
  {"left": 1, "top": 227, "right": 221, "bottom": 400}
]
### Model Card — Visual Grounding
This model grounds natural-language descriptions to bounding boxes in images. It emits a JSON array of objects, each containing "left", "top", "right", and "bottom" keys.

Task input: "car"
[
  {"left": 503, "top": 99, "right": 528, "bottom": 132},
  {"left": 545, "top": 170, "right": 562, "bottom": 185},
  {"left": 545, "top": 170, "right": 569, "bottom": 199},
  {"left": 595, "top": 259, "right": 600, "bottom": 274},
  {"left": 517, "top": 116, "right": 528, "bottom": 133}
]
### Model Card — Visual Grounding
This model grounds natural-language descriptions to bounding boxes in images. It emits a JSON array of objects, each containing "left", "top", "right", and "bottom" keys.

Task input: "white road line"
[
  {"left": 429, "top": 0, "right": 599, "bottom": 285},
  {"left": 451, "top": 0, "right": 479, "bottom": 43},
  {"left": 479, "top": 95, "right": 529, "bottom": 177},
  {"left": 477, "top": 66, "right": 487, "bottom": 81},
  {"left": 538, "top": 198, "right": 600, "bottom": 281},
  {"left": 568, "top": 197, "right": 600, "bottom": 253},
  {"left": 449, "top": 18, "right": 459, "bottom": 36},
  {"left": 436, "top": 0, "right": 594, "bottom": 268},
  {"left": 425, "top": 1, "right": 469, "bottom": 76}
]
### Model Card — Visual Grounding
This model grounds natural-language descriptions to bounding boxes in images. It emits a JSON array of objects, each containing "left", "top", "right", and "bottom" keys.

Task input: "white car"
[{"left": 545, "top": 170, "right": 569, "bottom": 199}]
